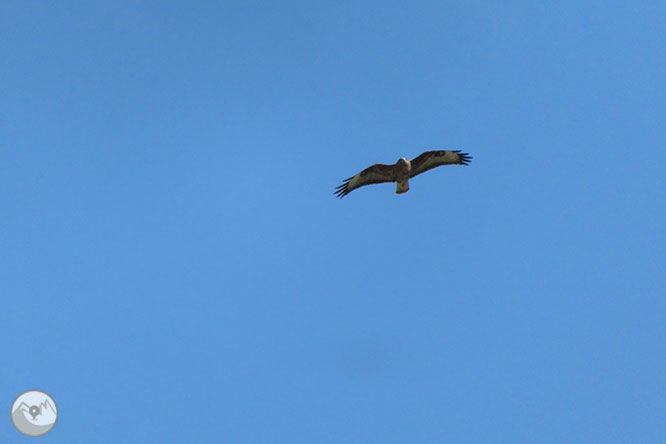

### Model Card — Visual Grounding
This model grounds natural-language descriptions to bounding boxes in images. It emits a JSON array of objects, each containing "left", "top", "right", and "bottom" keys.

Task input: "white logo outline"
[{"left": 10, "top": 389, "right": 58, "bottom": 437}]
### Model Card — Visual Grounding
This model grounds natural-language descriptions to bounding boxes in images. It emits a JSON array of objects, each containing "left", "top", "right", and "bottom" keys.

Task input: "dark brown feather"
[
  {"left": 334, "top": 163, "right": 396, "bottom": 198},
  {"left": 409, "top": 150, "right": 472, "bottom": 178}
]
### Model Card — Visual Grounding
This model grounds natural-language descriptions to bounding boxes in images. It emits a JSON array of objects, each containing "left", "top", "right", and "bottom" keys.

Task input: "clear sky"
[{"left": 2, "top": 1, "right": 665, "bottom": 443}]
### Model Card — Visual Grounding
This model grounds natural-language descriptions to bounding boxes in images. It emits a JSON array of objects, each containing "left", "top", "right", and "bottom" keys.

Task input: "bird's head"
[{"left": 397, "top": 157, "right": 408, "bottom": 165}]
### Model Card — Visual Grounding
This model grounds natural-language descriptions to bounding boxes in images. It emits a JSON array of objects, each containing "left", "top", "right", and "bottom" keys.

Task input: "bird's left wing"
[
  {"left": 335, "top": 163, "right": 396, "bottom": 198},
  {"left": 409, "top": 150, "right": 472, "bottom": 178}
]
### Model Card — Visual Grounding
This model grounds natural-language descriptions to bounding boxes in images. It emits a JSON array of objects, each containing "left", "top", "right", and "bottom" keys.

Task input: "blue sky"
[{"left": 1, "top": 1, "right": 665, "bottom": 442}]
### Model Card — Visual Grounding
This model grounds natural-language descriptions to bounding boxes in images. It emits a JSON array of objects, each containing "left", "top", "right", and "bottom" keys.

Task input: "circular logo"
[{"left": 10, "top": 390, "right": 58, "bottom": 437}]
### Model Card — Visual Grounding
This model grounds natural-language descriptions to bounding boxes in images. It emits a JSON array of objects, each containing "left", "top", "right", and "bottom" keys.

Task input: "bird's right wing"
[
  {"left": 335, "top": 163, "right": 396, "bottom": 198},
  {"left": 409, "top": 150, "right": 472, "bottom": 178}
]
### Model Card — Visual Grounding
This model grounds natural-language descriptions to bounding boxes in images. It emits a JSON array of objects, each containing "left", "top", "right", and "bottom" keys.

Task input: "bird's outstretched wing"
[
  {"left": 335, "top": 163, "right": 396, "bottom": 198},
  {"left": 409, "top": 150, "right": 472, "bottom": 178}
]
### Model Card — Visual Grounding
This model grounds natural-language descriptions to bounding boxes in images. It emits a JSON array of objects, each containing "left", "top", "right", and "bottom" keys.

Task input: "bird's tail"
[{"left": 396, "top": 181, "right": 409, "bottom": 194}]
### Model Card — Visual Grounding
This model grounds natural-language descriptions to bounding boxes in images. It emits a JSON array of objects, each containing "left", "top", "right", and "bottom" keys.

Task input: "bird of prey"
[{"left": 335, "top": 150, "right": 472, "bottom": 198}]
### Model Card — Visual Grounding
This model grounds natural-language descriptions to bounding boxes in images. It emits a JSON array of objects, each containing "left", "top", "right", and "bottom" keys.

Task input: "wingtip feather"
[{"left": 457, "top": 151, "right": 472, "bottom": 165}]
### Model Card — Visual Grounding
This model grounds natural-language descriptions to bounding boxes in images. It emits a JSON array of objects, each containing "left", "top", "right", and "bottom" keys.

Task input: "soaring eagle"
[{"left": 335, "top": 150, "right": 472, "bottom": 198}]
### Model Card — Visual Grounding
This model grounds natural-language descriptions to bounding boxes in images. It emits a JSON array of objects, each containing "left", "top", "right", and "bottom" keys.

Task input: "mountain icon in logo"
[{"left": 11, "top": 390, "right": 58, "bottom": 437}]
